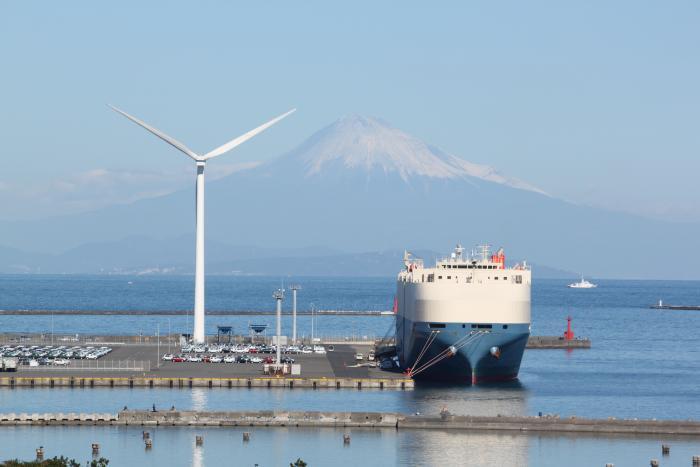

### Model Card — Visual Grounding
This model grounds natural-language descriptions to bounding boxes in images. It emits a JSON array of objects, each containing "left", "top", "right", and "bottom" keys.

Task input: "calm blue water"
[
  {"left": 1, "top": 276, "right": 700, "bottom": 465},
  {"left": 1, "top": 426, "right": 699, "bottom": 467}
]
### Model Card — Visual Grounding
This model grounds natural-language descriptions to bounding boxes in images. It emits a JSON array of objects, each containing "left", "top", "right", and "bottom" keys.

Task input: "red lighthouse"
[{"left": 564, "top": 316, "right": 575, "bottom": 340}]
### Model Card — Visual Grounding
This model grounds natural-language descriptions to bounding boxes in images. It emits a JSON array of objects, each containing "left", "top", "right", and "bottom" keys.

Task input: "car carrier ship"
[{"left": 396, "top": 244, "right": 531, "bottom": 384}]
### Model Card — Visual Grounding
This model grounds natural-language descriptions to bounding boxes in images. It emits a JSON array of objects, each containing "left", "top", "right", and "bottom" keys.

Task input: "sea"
[{"left": 0, "top": 275, "right": 699, "bottom": 466}]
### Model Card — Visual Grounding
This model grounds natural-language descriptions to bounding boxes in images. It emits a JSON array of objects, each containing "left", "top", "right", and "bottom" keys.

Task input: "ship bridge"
[{"left": 399, "top": 244, "right": 530, "bottom": 286}]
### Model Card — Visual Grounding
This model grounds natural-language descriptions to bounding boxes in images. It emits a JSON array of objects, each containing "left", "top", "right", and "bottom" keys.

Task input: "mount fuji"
[{"left": 1, "top": 115, "right": 698, "bottom": 278}]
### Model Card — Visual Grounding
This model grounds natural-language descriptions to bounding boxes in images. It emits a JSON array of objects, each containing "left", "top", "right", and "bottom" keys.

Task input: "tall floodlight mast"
[
  {"left": 289, "top": 285, "right": 301, "bottom": 344},
  {"left": 273, "top": 289, "right": 284, "bottom": 365},
  {"left": 110, "top": 105, "right": 296, "bottom": 344}
]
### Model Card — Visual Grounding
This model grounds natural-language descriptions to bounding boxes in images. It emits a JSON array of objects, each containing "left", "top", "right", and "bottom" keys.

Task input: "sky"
[{"left": 1, "top": 1, "right": 699, "bottom": 222}]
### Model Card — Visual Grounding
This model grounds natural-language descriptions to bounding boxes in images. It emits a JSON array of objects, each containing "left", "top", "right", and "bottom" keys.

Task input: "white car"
[
  {"left": 187, "top": 355, "right": 202, "bottom": 362},
  {"left": 162, "top": 354, "right": 174, "bottom": 361},
  {"left": 355, "top": 353, "right": 364, "bottom": 361},
  {"left": 53, "top": 359, "right": 70, "bottom": 366},
  {"left": 223, "top": 356, "right": 236, "bottom": 363},
  {"left": 209, "top": 356, "right": 223, "bottom": 363},
  {"left": 313, "top": 346, "right": 326, "bottom": 354},
  {"left": 86, "top": 354, "right": 99, "bottom": 360},
  {"left": 250, "top": 356, "right": 263, "bottom": 363}
]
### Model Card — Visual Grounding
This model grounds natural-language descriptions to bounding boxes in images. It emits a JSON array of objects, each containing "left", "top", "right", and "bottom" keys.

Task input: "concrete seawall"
[
  {"left": 1, "top": 411, "right": 699, "bottom": 436},
  {"left": 0, "top": 376, "right": 412, "bottom": 390}
]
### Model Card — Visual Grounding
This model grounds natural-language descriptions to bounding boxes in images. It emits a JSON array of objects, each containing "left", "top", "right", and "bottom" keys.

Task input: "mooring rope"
[{"left": 410, "top": 331, "right": 489, "bottom": 377}]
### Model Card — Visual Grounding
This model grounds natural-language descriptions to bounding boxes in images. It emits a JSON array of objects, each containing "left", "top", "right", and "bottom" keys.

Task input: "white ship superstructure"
[{"left": 396, "top": 244, "right": 531, "bottom": 383}]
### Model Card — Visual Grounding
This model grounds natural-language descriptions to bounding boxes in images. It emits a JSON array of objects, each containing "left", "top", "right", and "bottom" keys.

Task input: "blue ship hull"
[{"left": 396, "top": 320, "right": 529, "bottom": 384}]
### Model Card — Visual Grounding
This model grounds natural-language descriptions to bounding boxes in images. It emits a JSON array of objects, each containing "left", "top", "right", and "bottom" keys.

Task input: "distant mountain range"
[
  {"left": 0, "top": 236, "right": 575, "bottom": 278},
  {"left": 1, "top": 115, "right": 698, "bottom": 279}
]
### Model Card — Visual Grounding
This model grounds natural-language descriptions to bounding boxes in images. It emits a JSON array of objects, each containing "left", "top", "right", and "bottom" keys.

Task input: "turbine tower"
[
  {"left": 110, "top": 105, "right": 295, "bottom": 344},
  {"left": 273, "top": 289, "right": 284, "bottom": 365}
]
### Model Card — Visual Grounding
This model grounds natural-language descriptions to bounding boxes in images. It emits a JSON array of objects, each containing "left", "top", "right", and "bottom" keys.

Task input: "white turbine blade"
[
  {"left": 109, "top": 105, "right": 201, "bottom": 161},
  {"left": 202, "top": 108, "right": 296, "bottom": 160}
]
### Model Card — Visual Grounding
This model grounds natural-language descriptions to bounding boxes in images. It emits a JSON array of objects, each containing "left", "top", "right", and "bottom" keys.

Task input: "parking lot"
[
  {"left": 0, "top": 344, "right": 113, "bottom": 367},
  {"left": 12, "top": 342, "right": 405, "bottom": 380}
]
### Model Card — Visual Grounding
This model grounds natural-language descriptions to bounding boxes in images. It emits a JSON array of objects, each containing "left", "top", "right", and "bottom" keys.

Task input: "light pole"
[
  {"left": 156, "top": 323, "right": 160, "bottom": 369},
  {"left": 273, "top": 289, "right": 284, "bottom": 365},
  {"left": 310, "top": 303, "right": 315, "bottom": 345},
  {"left": 168, "top": 318, "right": 171, "bottom": 354},
  {"left": 289, "top": 285, "right": 301, "bottom": 345}
]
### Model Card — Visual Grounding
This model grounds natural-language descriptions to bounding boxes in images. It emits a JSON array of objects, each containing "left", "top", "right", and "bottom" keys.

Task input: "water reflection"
[
  {"left": 410, "top": 381, "right": 529, "bottom": 417},
  {"left": 191, "top": 388, "right": 207, "bottom": 412},
  {"left": 1, "top": 426, "right": 697, "bottom": 467},
  {"left": 192, "top": 443, "right": 203, "bottom": 467},
  {"left": 399, "top": 430, "right": 528, "bottom": 466}
]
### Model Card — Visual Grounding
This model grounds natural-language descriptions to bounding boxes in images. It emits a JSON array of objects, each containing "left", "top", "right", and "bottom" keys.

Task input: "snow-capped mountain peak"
[{"left": 282, "top": 115, "right": 546, "bottom": 195}]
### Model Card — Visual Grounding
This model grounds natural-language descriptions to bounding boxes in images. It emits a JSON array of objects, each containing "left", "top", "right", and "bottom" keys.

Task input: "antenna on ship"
[{"left": 478, "top": 244, "right": 491, "bottom": 262}]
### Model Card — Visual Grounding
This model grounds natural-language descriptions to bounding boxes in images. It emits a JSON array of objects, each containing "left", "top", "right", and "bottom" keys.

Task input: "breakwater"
[
  {"left": 0, "top": 309, "right": 389, "bottom": 316},
  {"left": 1, "top": 410, "right": 699, "bottom": 436},
  {"left": 526, "top": 336, "right": 591, "bottom": 349}
]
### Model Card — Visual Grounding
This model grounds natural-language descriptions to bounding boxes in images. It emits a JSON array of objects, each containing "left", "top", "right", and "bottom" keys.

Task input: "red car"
[
  {"left": 172, "top": 357, "right": 184, "bottom": 363},
  {"left": 263, "top": 356, "right": 274, "bottom": 364}
]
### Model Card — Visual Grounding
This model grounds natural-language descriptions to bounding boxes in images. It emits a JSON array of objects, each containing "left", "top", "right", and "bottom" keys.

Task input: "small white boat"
[{"left": 568, "top": 277, "right": 597, "bottom": 289}]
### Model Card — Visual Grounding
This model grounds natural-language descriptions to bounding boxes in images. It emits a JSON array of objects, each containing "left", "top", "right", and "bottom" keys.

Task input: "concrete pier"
[
  {"left": 527, "top": 336, "right": 591, "bottom": 349},
  {"left": 0, "top": 376, "right": 412, "bottom": 390},
  {"left": 0, "top": 411, "right": 698, "bottom": 436}
]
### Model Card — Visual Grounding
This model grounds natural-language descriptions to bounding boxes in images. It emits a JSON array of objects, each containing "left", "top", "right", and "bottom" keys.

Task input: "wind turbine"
[{"left": 110, "top": 105, "right": 296, "bottom": 344}]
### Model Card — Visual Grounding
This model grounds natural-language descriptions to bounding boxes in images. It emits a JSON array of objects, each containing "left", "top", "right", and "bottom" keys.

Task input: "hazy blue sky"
[{"left": 1, "top": 1, "right": 698, "bottom": 222}]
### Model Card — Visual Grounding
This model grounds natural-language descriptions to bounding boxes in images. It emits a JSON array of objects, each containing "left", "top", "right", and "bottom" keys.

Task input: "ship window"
[
  {"left": 503, "top": 325, "right": 508, "bottom": 329},
  {"left": 462, "top": 324, "right": 466, "bottom": 328},
  {"left": 427, "top": 274, "right": 434, "bottom": 282},
  {"left": 447, "top": 276, "right": 451, "bottom": 280},
  {"left": 471, "top": 324, "right": 477, "bottom": 328},
  {"left": 476, "top": 324, "right": 493, "bottom": 329},
  {"left": 503, "top": 277, "right": 507, "bottom": 280},
  {"left": 515, "top": 275, "right": 522, "bottom": 284},
  {"left": 429, "top": 323, "right": 446, "bottom": 329},
  {"left": 438, "top": 276, "right": 443, "bottom": 280},
  {"left": 494, "top": 277, "right": 498, "bottom": 280}
]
